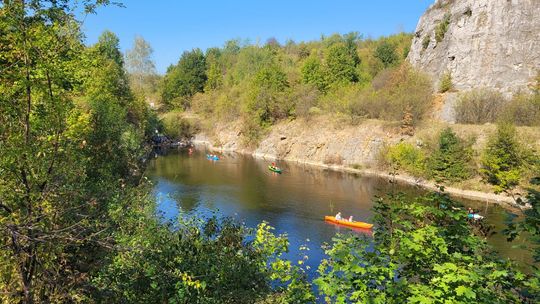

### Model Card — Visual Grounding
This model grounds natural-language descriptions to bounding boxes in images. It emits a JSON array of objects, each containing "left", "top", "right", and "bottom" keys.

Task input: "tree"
[
  {"left": 374, "top": 41, "right": 398, "bottom": 68},
  {"left": 204, "top": 47, "right": 223, "bottom": 91},
  {"left": 428, "top": 128, "right": 473, "bottom": 182},
  {"left": 125, "top": 35, "right": 157, "bottom": 93},
  {"left": 481, "top": 123, "right": 523, "bottom": 193},
  {"left": 161, "top": 48, "right": 207, "bottom": 109},
  {"left": 301, "top": 55, "right": 327, "bottom": 92},
  {"left": 0, "top": 1, "right": 136, "bottom": 302},
  {"left": 325, "top": 43, "right": 358, "bottom": 85},
  {"left": 247, "top": 64, "right": 291, "bottom": 124}
]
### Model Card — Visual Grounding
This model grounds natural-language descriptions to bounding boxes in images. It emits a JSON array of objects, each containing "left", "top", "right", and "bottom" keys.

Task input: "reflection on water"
[{"left": 147, "top": 148, "right": 532, "bottom": 275}]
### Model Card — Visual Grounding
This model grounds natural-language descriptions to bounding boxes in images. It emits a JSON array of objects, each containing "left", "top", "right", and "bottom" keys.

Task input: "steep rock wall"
[{"left": 408, "top": 0, "right": 540, "bottom": 94}]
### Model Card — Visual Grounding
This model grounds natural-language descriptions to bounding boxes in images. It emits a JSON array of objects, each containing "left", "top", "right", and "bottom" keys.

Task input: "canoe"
[
  {"left": 324, "top": 216, "right": 373, "bottom": 229},
  {"left": 268, "top": 165, "right": 282, "bottom": 173}
]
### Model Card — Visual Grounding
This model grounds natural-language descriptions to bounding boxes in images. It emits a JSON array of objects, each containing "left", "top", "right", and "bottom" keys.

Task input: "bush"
[
  {"left": 161, "top": 111, "right": 198, "bottom": 139},
  {"left": 385, "top": 142, "right": 426, "bottom": 177},
  {"left": 427, "top": 128, "right": 473, "bottom": 182},
  {"left": 372, "top": 64, "right": 434, "bottom": 122},
  {"left": 374, "top": 41, "right": 398, "bottom": 68},
  {"left": 454, "top": 89, "right": 506, "bottom": 124},
  {"left": 439, "top": 72, "right": 453, "bottom": 93},
  {"left": 435, "top": 13, "right": 451, "bottom": 43},
  {"left": 481, "top": 123, "right": 523, "bottom": 193},
  {"left": 422, "top": 35, "right": 431, "bottom": 50},
  {"left": 501, "top": 93, "right": 540, "bottom": 126}
]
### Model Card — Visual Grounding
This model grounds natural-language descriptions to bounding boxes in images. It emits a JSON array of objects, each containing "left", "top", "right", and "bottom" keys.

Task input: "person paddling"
[{"left": 335, "top": 212, "right": 342, "bottom": 220}]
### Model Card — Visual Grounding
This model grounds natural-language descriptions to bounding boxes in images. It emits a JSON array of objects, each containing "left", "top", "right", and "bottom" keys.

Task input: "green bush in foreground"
[{"left": 316, "top": 192, "right": 533, "bottom": 303}]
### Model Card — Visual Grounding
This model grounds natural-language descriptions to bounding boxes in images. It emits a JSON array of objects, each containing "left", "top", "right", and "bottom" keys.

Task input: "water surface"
[{"left": 146, "top": 148, "right": 532, "bottom": 275}]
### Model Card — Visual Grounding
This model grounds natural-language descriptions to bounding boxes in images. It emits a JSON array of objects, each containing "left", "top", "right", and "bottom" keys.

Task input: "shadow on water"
[{"left": 147, "top": 148, "right": 533, "bottom": 280}]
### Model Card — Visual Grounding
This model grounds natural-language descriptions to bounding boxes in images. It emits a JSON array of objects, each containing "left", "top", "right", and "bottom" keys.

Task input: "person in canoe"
[
  {"left": 348, "top": 215, "right": 354, "bottom": 222},
  {"left": 335, "top": 212, "right": 342, "bottom": 220}
]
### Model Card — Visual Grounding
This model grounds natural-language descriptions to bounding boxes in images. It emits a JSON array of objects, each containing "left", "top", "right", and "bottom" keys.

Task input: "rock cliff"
[{"left": 408, "top": 0, "right": 540, "bottom": 94}]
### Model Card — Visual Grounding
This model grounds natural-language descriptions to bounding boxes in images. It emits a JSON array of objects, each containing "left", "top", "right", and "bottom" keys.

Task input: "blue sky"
[{"left": 81, "top": 1, "right": 434, "bottom": 74}]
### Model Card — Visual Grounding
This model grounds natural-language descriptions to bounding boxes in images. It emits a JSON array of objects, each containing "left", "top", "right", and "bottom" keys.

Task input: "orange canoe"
[{"left": 324, "top": 216, "right": 373, "bottom": 229}]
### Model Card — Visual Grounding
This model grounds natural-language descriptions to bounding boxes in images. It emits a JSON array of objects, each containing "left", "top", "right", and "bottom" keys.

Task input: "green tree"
[
  {"left": 0, "top": 1, "right": 142, "bottom": 302},
  {"left": 481, "top": 123, "right": 523, "bottom": 193},
  {"left": 204, "top": 47, "right": 223, "bottom": 91},
  {"left": 374, "top": 41, "right": 398, "bottom": 68},
  {"left": 325, "top": 43, "right": 358, "bottom": 85},
  {"left": 246, "top": 64, "right": 291, "bottom": 124},
  {"left": 161, "top": 48, "right": 207, "bottom": 108},
  {"left": 428, "top": 128, "right": 473, "bottom": 182},
  {"left": 301, "top": 55, "right": 327, "bottom": 92}
]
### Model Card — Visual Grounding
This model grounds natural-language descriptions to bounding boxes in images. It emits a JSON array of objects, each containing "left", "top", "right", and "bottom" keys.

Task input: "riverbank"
[{"left": 190, "top": 115, "right": 540, "bottom": 211}]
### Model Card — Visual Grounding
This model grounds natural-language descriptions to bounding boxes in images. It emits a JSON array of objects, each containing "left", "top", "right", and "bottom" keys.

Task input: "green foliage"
[
  {"left": 374, "top": 41, "right": 398, "bottom": 68},
  {"left": 161, "top": 48, "right": 207, "bottom": 109},
  {"left": 161, "top": 111, "right": 198, "bottom": 139},
  {"left": 316, "top": 192, "right": 533, "bottom": 303},
  {"left": 422, "top": 35, "right": 431, "bottom": 50},
  {"left": 385, "top": 142, "right": 426, "bottom": 177},
  {"left": 481, "top": 123, "right": 523, "bottom": 193},
  {"left": 301, "top": 55, "right": 328, "bottom": 92},
  {"left": 454, "top": 89, "right": 506, "bottom": 124},
  {"left": 435, "top": 13, "right": 452, "bottom": 43},
  {"left": 246, "top": 64, "right": 291, "bottom": 124},
  {"left": 325, "top": 43, "right": 358, "bottom": 85},
  {"left": 0, "top": 1, "right": 152, "bottom": 302},
  {"left": 94, "top": 214, "right": 313, "bottom": 303},
  {"left": 428, "top": 128, "right": 473, "bottom": 182},
  {"left": 439, "top": 71, "right": 453, "bottom": 93}
]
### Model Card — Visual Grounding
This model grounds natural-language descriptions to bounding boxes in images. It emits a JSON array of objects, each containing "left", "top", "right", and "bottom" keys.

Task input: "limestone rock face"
[{"left": 408, "top": 0, "right": 540, "bottom": 94}]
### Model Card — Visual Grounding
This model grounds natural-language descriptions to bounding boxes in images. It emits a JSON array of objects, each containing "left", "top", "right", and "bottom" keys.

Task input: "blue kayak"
[{"left": 207, "top": 154, "right": 219, "bottom": 161}]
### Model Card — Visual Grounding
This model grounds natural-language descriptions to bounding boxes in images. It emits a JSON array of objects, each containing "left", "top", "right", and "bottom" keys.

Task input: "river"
[{"left": 146, "top": 148, "right": 532, "bottom": 277}]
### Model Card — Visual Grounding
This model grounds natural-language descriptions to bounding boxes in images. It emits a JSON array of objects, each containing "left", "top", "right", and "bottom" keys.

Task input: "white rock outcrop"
[{"left": 408, "top": 0, "right": 540, "bottom": 94}]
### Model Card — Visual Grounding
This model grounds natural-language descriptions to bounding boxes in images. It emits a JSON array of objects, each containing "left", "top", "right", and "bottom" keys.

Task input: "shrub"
[
  {"left": 439, "top": 72, "right": 453, "bottom": 93},
  {"left": 422, "top": 35, "right": 431, "bottom": 50},
  {"left": 454, "top": 89, "right": 506, "bottom": 124},
  {"left": 374, "top": 41, "right": 398, "bottom": 68},
  {"left": 501, "top": 93, "right": 540, "bottom": 126},
  {"left": 324, "top": 154, "right": 344, "bottom": 165},
  {"left": 435, "top": 13, "right": 451, "bottom": 43},
  {"left": 161, "top": 111, "right": 198, "bottom": 139},
  {"left": 481, "top": 123, "right": 523, "bottom": 193},
  {"left": 373, "top": 64, "right": 434, "bottom": 122},
  {"left": 293, "top": 84, "right": 320, "bottom": 118},
  {"left": 427, "top": 128, "right": 473, "bottom": 182},
  {"left": 385, "top": 142, "right": 426, "bottom": 177}
]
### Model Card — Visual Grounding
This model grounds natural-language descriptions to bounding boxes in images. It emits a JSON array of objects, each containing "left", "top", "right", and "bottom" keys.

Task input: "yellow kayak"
[{"left": 324, "top": 216, "right": 373, "bottom": 229}]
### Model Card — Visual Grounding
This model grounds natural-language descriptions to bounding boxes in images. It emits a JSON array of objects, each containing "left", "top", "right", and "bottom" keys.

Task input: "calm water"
[{"left": 146, "top": 148, "right": 532, "bottom": 276}]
